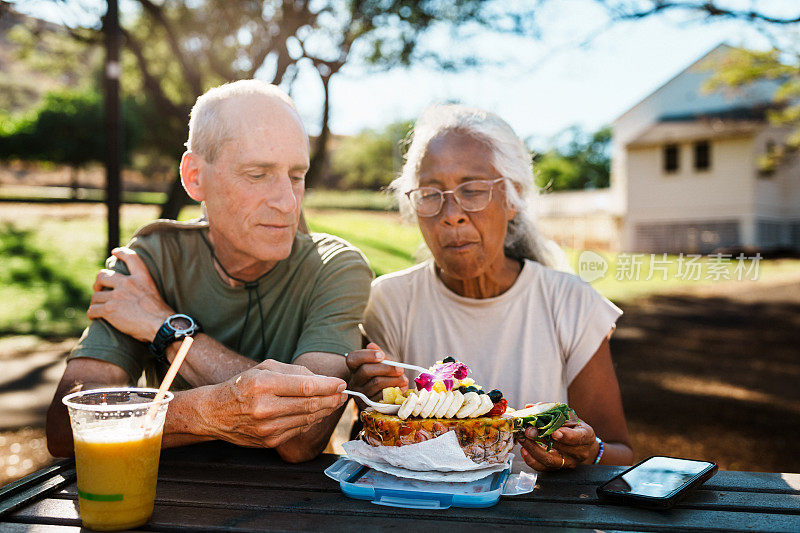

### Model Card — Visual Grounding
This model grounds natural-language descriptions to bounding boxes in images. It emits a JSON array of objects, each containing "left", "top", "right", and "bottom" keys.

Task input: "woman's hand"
[
  {"left": 517, "top": 419, "right": 600, "bottom": 471},
  {"left": 345, "top": 342, "right": 408, "bottom": 407}
]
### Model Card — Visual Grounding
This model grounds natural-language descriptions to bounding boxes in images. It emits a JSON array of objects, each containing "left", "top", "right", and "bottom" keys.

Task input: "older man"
[{"left": 46, "top": 80, "right": 372, "bottom": 462}]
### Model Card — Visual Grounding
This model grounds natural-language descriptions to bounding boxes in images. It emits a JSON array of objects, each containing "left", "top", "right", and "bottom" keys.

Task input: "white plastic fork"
[{"left": 343, "top": 390, "right": 401, "bottom": 414}]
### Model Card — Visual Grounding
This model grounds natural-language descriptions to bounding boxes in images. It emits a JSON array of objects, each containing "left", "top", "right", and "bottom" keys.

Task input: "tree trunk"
[
  {"left": 159, "top": 172, "right": 192, "bottom": 220},
  {"left": 305, "top": 74, "right": 332, "bottom": 187}
]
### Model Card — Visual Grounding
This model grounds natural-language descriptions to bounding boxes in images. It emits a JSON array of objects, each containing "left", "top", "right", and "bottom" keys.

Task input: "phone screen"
[{"left": 602, "top": 456, "right": 713, "bottom": 498}]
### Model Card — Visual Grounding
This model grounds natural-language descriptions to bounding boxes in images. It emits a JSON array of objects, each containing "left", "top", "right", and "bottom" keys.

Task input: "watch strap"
[{"left": 149, "top": 315, "right": 201, "bottom": 363}]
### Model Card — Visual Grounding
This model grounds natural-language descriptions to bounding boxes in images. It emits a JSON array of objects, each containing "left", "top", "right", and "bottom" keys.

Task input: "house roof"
[
  {"left": 659, "top": 104, "right": 774, "bottom": 122},
  {"left": 613, "top": 43, "right": 781, "bottom": 127},
  {"left": 625, "top": 118, "right": 764, "bottom": 148}
]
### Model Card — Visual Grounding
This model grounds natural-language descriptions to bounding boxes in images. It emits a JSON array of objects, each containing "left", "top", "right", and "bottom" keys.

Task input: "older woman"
[{"left": 347, "top": 104, "right": 633, "bottom": 470}]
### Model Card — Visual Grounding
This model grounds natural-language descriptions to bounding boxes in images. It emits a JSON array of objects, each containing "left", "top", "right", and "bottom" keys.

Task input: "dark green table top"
[{"left": 2, "top": 441, "right": 799, "bottom": 532}]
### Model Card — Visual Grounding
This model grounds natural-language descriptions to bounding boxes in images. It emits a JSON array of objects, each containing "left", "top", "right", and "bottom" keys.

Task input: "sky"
[
  {"left": 288, "top": 1, "right": 796, "bottom": 146},
  {"left": 14, "top": 0, "right": 797, "bottom": 147}
]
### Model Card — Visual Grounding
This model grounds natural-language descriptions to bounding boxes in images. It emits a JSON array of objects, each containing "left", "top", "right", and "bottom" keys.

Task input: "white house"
[{"left": 537, "top": 44, "right": 800, "bottom": 254}]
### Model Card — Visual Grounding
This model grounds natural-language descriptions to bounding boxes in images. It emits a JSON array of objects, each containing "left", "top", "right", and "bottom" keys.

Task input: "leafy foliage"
[
  {"left": 330, "top": 120, "right": 413, "bottom": 190},
  {"left": 705, "top": 47, "right": 800, "bottom": 172},
  {"left": 534, "top": 125, "right": 611, "bottom": 191},
  {"left": 0, "top": 89, "right": 143, "bottom": 168},
  {"left": 16, "top": 0, "right": 555, "bottom": 217}
]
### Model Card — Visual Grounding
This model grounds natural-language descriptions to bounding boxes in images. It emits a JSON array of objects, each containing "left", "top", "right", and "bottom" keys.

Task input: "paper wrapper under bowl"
[{"left": 342, "top": 432, "right": 514, "bottom": 482}]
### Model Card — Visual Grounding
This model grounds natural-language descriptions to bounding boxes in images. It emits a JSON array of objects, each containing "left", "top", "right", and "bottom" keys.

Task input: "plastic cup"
[{"left": 62, "top": 387, "right": 173, "bottom": 531}]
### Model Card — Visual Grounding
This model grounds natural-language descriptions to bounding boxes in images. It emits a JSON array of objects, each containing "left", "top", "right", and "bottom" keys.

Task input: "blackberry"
[
  {"left": 442, "top": 356, "right": 456, "bottom": 363},
  {"left": 487, "top": 389, "right": 503, "bottom": 403}
]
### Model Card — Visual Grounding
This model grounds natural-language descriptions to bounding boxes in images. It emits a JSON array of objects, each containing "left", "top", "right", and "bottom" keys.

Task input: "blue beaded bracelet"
[{"left": 593, "top": 437, "right": 604, "bottom": 464}]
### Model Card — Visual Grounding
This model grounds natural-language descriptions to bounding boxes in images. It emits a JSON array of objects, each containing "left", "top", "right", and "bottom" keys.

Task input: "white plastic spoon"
[
  {"left": 343, "top": 390, "right": 401, "bottom": 414},
  {"left": 378, "top": 359, "right": 428, "bottom": 374}
]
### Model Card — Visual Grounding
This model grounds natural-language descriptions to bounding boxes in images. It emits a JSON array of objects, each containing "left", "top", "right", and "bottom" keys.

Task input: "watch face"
[{"left": 168, "top": 315, "right": 192, "bottom": 333}]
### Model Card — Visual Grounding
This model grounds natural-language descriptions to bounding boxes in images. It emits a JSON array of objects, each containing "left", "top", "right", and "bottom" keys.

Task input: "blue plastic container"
[{"left": 324, "top": 457, "right": 535, "bottom": 510}]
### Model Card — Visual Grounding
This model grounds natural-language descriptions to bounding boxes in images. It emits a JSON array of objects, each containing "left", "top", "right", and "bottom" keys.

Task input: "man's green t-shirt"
[{"left": 68, "top": 219, "right": 373, "bottom": 387}]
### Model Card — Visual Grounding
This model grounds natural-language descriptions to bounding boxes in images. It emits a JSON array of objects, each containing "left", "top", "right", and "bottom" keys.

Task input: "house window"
[
  {"left": 694, "top": 140, "right": 711, "bottom": 171},
  {"left": 664, "top": 144, "right": 679, "bottom": 173}
]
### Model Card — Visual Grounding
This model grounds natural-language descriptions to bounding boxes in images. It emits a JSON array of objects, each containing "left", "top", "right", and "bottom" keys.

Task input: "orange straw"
[{"left": 144, "top": 336, "right": 194, "bottom": 429}]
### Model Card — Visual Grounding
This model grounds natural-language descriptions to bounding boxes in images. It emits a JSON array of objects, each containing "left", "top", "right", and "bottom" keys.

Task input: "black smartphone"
[{"left": 596, "top": 456, "right": 718, "bottom": 509}]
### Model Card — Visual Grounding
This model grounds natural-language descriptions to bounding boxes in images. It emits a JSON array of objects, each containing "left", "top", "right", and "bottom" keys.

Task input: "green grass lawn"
[
  {"left": 1, "top": 202, "right": 798, "bottom": 338},
  {"left": 305, "top": 209, "right": 422, "bottom": 276}
]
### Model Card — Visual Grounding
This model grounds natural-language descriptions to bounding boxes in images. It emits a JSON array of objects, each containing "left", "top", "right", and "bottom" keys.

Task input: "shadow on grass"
[
  {"left": 0, "top": 223, "right": 91, "bottom": 338},
  {"left": 611, "top": 290, "right": 800, "bottom": 472}
]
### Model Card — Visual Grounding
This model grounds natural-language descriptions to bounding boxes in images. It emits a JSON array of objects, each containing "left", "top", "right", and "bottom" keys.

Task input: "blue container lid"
[{"left": 325, "top": 457, "right": 535, "bottom": 509}]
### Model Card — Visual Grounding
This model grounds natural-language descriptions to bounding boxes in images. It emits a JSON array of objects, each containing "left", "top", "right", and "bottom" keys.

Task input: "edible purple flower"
[
  {"left": 443, "top": 378, "right": 455, "bottom": 391},
  {"left": 453, "top": 363, "right": 469, "bottom": 380},
  {"left": 414, "top": 372, "right": 434, "bottom": 391}
]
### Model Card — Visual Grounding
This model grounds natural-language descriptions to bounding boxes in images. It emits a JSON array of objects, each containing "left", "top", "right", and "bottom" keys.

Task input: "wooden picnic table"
[{"left": 1, "top": 440, "right": 798, "bottom": 532}]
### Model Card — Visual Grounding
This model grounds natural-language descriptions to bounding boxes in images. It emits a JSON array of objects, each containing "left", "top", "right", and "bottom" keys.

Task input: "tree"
[
  {"left": 330, "top": 119, "right": 413, "bottom": 190},
  {"left": 599, "top": 1, "right": 800, "bottom": 25},
  {"left": 705, "top": 46, "right": 800, "bottom": 172},
  {"left": 0, "top": 89, "right": 143, "bottom": 196},
  {"left": 16, "top": 0, "right": 548, "bottom": 219},
  {"left": 534, "top": 125, "right": 611, "bottom": 191}
]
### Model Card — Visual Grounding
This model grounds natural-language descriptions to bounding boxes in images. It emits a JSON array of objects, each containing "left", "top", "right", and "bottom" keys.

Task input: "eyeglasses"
[{"left": 405, "top": 178, "right": 504, "bottom": 217}]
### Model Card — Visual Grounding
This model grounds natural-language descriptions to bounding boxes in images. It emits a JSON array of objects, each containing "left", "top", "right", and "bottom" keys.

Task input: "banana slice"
[
  {"left": 434, "top": 391, "right": 454, "bottom": 418},
  {"left": 428, "top": 391, "right": 447, "bottom": 418},
  {"left": 420, "top": 391, "right": 440, "bottom": 418},
  {"left": 412, "top": 389, "right": 429, "bottom": 417},
  {"left": 445, "top": 391, "right": 464, "bottom": 418},
  {"left": 456, "top": 392, "right": 481, "bottom": 418},
  {"left": 472, "top": 394, "right": 494, "bottom": 417},
  {"left": 398, "top": 392, "right": 417, "bottom": 420}
]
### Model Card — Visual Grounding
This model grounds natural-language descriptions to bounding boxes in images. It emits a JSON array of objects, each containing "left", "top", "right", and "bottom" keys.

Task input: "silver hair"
[
  {"left": 186, "top": 79, "right": 298, "bottom": 163},
  {"left": 390, "top": 104, "right": 569, "bottom": 271}
]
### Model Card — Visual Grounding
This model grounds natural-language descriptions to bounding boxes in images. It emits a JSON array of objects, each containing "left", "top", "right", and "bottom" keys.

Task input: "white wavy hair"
[
  {"left": 390, "top": 104, "right": 570, "bottom": 271},
  {"left": 186, "top": 79, "right": 298, "bottom": 162}
]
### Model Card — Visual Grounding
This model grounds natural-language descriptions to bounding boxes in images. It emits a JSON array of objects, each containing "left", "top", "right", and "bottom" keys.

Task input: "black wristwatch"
[{"left": 149, "top": 313, "right": 202, "bottom": 363}]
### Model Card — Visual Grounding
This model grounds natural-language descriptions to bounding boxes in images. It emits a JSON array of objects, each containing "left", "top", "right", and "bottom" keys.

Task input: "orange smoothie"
[{"left": 73, "top": 431, "right": 163, "bottom": 531}]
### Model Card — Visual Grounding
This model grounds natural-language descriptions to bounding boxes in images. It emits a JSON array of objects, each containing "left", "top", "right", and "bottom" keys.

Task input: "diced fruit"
[
  {"left": 487, "top": 398, "right": 507, "bottom": 417},
  {"left": 382, "top": 387, "right": 397, "bottom": 404},
  {"left": 394, "top": 393, "right": 406, "bottom": 405},
  {"left": 432, "top": 381, "right": 447, "bottom": 393},
  {"left": 459, "top": 377, "right": 475, "bottom": 387},
  {"left": 487, "top": 389, "right": 503, "bottom": 403},
  {"left": 461, "top": 385, "right": 478, "bottom": 394}
]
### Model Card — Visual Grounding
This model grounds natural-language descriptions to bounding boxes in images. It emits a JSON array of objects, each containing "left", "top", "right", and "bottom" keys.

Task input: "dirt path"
[
  {"left": 611, "top": 276, "right": 800, "bottom": 472},
  {"left": 0, "top": 336, "right": 68, "bottom": 485}
]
